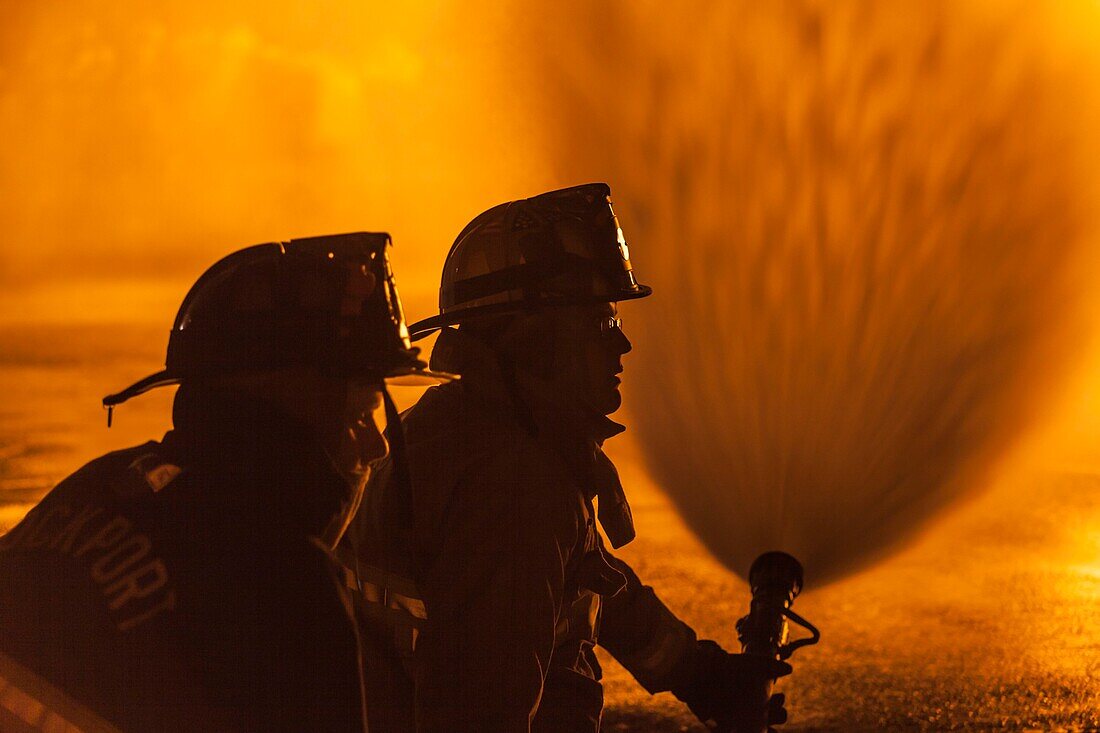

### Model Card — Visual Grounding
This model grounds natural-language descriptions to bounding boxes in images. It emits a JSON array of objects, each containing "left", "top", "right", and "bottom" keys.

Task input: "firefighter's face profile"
[
  {"left": 320, "top": 380, "right": 387, "bottom": 547},
  {"left": 546, "top": 302, "right": 632, "bottom": 415},
  {"left": 232, "top": 368, "right": 389, "bottom": 482},
  {"left": 335, "top": 381, "right": 389, "bottom": 481}
]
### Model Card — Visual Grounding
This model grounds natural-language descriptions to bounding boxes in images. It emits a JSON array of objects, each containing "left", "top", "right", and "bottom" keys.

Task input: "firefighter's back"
[{"left": 0, "top": 439, "right": 364, "bottom": 732}]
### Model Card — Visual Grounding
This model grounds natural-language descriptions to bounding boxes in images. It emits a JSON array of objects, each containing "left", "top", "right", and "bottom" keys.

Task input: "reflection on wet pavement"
[{"left": 602, "top": 441, "right": 1100, "bottom": 731}]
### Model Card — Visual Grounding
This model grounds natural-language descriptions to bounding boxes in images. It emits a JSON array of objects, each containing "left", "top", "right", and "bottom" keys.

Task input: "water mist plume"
[{"left": 513, "top": 1, "right": 1100, "bottom": 584}]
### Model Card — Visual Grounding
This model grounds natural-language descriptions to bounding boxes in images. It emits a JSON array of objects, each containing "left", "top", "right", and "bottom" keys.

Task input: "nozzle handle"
[{"left": 777, "top": 607, "right": 820, "bottom": 660}]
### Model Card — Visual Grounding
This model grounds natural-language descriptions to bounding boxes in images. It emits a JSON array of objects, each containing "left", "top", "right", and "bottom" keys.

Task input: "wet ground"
[
  {"left": 1, "top": 315, "right": 1098, "bottom": 731},
  {"left": 601, "top": 445, "right": 1100, "bottom": 731}
]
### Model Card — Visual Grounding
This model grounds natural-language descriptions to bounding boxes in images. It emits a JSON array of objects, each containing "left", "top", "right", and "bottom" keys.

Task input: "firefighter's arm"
[
  {"left": 414, "top": 446, "right": 578, "bottom": 733},
  {"left": 597, "top": 551, "right": 790, "bottom": 726},
  {"left": 596, "top": 550, "right": 699, "bottom": 693}
]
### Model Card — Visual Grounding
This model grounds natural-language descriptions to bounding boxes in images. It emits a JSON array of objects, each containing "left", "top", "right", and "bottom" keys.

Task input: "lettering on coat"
[{"left": 3, "top": 502, "right": 175, "bottom": 632}]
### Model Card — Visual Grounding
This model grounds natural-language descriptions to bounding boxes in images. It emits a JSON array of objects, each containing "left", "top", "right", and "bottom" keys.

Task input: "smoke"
[
  {"left": 0, "top": 1, "right": 544, "bottom": 314},
  {"left": 512, "top": 1, "right": 1100, "bottom": 583},
  {"left": 5, "top": 2, "right": 1100, "bottom": 585}
]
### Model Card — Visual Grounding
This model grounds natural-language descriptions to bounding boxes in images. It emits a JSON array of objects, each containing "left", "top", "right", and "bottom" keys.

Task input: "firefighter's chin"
[
  {"left": 320, "top": 466, "right": 371, "bottom": 549},
  {"left": 587, "top": 377, "right": 624, "bottom": 417}
]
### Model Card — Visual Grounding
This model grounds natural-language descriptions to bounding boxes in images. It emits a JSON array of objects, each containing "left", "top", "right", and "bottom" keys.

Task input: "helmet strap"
[{"left": 382, "top": 387, "right": 412, "bottom": 529}]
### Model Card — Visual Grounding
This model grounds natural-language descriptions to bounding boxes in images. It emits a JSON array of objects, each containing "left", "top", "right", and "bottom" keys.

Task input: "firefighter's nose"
[
  {"left": 613, "top": 326, "right": 632, "bottom": 356},
  {"left": 358, "top": 404, "right": 389, "bottom": 463}
]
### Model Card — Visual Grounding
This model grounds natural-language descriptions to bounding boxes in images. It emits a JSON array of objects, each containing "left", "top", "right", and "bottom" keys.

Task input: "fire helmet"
[
  {"left": 104, "top": 232, "right": 449, "bottom": 410},
  {"left": 408, "top": 183, "right": 652, "bottom": 340}
]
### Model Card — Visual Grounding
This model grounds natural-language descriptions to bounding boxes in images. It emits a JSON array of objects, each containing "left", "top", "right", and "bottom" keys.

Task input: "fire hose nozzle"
[
  {"left": 749, "top": 551, "right": 803, "bottom": 605},
  {"left": 721, "top": 551, "right": 819, "bottom": 733},
  {"left": 740, "top": 551, "right": 820, "bottom": 661}
]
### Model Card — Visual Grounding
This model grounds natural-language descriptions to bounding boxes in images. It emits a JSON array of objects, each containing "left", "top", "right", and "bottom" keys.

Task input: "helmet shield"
[
  {"left": 104, "top": 232, "right": 449, "bottom": 408},
  {"left": 410, "top": 183, "right": 651, "bottom": 339}
]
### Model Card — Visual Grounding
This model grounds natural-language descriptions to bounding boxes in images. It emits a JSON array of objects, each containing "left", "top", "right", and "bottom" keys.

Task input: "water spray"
[{"left": 722, "top": 551, "right": 819, "bottom": 733}]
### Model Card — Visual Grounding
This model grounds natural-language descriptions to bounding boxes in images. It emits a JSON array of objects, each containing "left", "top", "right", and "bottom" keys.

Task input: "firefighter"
[
  {"left": 339, "top": 185, "right": 790, "bottom": 732},
  {"left": 0, "top": 233, "right": 447, "bottom": 732}
]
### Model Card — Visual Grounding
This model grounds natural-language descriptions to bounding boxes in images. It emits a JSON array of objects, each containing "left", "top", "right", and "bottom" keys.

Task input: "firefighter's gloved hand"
[{"left": 670, "top": 639, "right": 792, "bottom": 730}]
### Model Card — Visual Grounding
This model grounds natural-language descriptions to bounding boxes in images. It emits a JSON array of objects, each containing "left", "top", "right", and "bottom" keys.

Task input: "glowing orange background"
[{"left": 3, "top": 2, "right": 1100, "bottom": 727}]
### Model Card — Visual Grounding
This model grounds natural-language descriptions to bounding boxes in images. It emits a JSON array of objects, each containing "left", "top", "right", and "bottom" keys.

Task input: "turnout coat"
[
  {"left": 340, "top": 328, "right": 698, "bottom": 732},
  {"left": 0, "top": 391, "right": 368, "bottom": 732}
]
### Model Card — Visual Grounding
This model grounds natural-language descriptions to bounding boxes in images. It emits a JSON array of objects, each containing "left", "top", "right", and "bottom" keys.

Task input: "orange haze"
[
  {"left": 0, "top": 2, "right": 552, "bottom": 317},
  {"left": 5, "top": 2, "right": 1100, "bottom": 586}
]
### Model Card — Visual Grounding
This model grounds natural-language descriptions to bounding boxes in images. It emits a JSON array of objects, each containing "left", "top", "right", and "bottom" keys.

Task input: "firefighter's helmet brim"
[
  {"left": 102, "top": 363, "right": 456, "bottom": 409},
  {"left": 102, "top": 370, "right": 180, "bottom": 407}
]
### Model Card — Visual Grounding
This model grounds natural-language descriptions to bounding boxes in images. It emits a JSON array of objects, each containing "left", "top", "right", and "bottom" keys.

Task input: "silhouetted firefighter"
[
  {"left": 339, "top": 184, "right": 791, "bottom": 732},
  {"left": 0, "top": 234, "right": 448, "bottom": 732}
]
